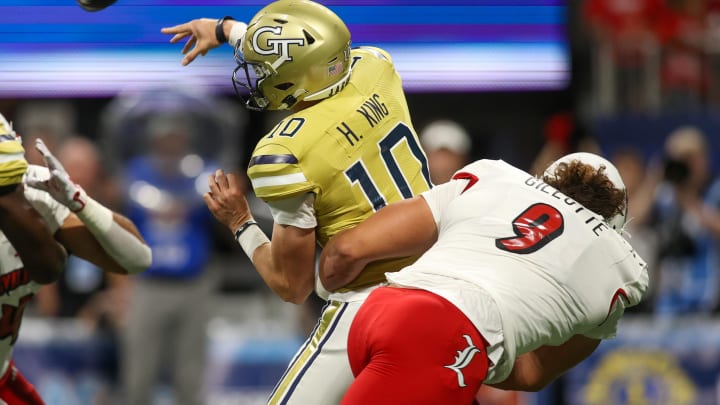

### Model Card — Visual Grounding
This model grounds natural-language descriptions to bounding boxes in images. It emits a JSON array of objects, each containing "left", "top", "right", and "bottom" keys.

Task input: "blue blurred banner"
[
  {"left": 14, "top": 318, "right": 302, "bottom": 404},
  {"left": 593, "top": 113, "right": 720, "bottom": 173},
  {"left": 563, "top": 316, "right": 720, "bottom": 405},
  {"left": 0, "top": 0, "right": 568, "bottom": 96}
]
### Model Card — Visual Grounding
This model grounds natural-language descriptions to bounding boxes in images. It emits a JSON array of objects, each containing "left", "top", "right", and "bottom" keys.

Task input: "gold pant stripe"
[{"left": 267, "top": 301, "right": 348, "bottom": 404}]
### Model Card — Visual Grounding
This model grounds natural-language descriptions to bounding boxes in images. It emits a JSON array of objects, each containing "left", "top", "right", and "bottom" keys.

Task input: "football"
[{"left": 76, "top": 0, "right": 117, "bottom": 12}]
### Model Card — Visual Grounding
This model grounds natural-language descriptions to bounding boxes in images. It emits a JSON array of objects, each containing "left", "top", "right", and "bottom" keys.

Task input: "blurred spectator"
[
  {"left": 658, "top": 0, "right": 717, "bottom": 110},
  {"left": 610, "top": 147, "right": 660, "bottom": 312},
  {"left": 584, "top": 0, "right": 668, "bottom": 111},
  {"left": 15, "top": 101, "right": 74, "bottom": 166},
  {"left": 119, "top": 113, "right": 221, "bottom": 405},
  {"left": 584, "top": 0, "right": 667, "bottom": 43},
  {"left": 530, "top": 111, "right": 601, "bottom": 176},
  {"left": 34, "top": 136, "right": 128, "bottom": 331},
  {"left": 706, "top": 0, "right": 720, "bottom": 105},
  {"left": 643, "top": 126, "right": 720, "bottom": 316},
  {"left": 583, "top": 0, "right": 720, "bottom": 113},
  {"left": 419, "top": 119, "right": 472, "bottom": 184}
]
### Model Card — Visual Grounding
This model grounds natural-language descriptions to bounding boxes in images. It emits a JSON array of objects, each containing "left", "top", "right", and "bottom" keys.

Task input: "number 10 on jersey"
[{"left": 345, "top": 123, "right": 431, "bottom": 211}]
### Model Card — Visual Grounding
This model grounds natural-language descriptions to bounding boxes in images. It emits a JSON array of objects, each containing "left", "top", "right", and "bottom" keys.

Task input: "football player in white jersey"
[
  {"left": 320, "top": 153, "right": 649, "bottom": 404},
  {"left": 162, "top": 2, "right": 432, "bottom": 404},
  {"left": 0, "top": 114, "right": 151, "bottom": 404}
]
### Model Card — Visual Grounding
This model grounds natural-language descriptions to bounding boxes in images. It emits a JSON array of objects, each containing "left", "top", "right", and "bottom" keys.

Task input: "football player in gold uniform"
[{"left": 163, "top": 2, "right": 432, "bottom": 403}]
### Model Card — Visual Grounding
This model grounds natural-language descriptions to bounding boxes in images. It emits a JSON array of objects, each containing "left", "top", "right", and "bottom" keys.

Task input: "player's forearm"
[
  {"left": 491, "top": 335, "right": 600, "bottom": 392},
  {"left": 251, "top": 243, "right": 296, "bottom": 299},
  {"left": 234, "top": 221, "right": 286, "bottom": 296},
  {"left": 0, "top": 187, "right": 66, "bottom": 284},
  {"left": 251, "top": 243, "right": 314, "bottom": 304},
  {"left": 320, "top": 198, "right": 437, "bottom": 291},
  {"left": 488, "top": 353, "right": 546, "bottom": 392},
  {"left": 235, "top": 221, "right": 315, "bottom": 303},
  {"left": 76, "top": 197, "right": 151, "bottom": 274},
  {"left": 319, "top": 232, "right": 370, "bottom": 292}
]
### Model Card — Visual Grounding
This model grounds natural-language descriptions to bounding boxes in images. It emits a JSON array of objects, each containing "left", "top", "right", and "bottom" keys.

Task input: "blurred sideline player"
[
  {"left": 161, "top": 1, "right": 432, "bottom": 403},
  {"left": 0, "top": 114, "right": 151, "bottom": 404},
  {"left": 419, "top": 119, "right": 472, "bottom": 184},
  {"left": 320, "top": 153, "right": 648, "bottom": 403}
]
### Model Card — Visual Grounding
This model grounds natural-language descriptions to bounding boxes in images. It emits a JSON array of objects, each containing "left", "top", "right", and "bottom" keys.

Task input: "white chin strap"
[{"left": 544, "top": 152, "right": 628, "bottom": 233}]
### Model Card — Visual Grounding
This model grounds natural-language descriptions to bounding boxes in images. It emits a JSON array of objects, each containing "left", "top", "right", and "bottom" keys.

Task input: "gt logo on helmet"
[{"left": 252, "top": 26, "right": 305, "bottom": 65}]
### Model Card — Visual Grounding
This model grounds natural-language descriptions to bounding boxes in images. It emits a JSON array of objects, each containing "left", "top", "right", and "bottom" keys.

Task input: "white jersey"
[
  {"left": 386, "top": 159, "right": 649, "bottom": 384},
  {"left": 0, "top": 165, "right": 69, "bottom": 375}
]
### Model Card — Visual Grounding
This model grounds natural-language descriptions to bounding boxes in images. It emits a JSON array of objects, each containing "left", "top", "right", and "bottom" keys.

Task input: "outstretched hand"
[
  {"left": 25, "top": 138, "right": 87, "bottom": 212},
  {"left": 161, "top": 18, "right": 221, "bottom": 66},
  {"left": 204, "top": 169, "right": 253, "bottom": 232}
]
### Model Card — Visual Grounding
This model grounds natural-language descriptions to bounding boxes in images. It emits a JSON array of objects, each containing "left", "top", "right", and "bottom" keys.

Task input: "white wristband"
[
  {"left": 228, "top": 21, "right": 248, "bottom": 48},
  {"left": 235, "top": 221, "right": 269, "bottom": 262}
]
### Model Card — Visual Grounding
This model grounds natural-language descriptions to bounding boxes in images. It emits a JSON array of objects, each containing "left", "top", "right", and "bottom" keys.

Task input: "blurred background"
[{"left": 2, "top": 0, "right": 720, "bottom": 404}]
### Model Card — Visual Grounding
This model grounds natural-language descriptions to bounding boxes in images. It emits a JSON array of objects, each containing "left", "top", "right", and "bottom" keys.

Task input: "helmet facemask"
[{"left": 232, "top": 44, "right": 272, "bottom": 111}]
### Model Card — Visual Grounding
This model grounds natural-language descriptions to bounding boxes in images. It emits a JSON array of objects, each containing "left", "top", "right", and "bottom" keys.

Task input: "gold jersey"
[
  {"left": 247, "top": 46, "right": 432, "bottom": 291},
  {"left": 0, "top": 119, "right": 27, "bottom": 186}
]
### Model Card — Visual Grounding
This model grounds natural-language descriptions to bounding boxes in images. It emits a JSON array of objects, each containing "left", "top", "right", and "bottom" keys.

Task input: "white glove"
[
  {"left": 25, "top": 138, "right": 87, "bottom": 212},
  {"left": 26, "top": 139, "right": 151, "bottom": 275}
]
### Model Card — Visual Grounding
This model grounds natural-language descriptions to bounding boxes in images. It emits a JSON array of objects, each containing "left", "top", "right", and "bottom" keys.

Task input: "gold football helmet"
[{"left": 233, "top": 0, "right": 352, "bottom": 111}]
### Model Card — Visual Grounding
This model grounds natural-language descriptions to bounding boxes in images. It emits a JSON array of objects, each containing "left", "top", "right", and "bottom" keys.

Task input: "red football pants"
[
  {"left": 343, "top": 287, "right": 489, "bottom": 405},
  {"left": 0, "top": 361, "right": 44, "bottom": 405}
]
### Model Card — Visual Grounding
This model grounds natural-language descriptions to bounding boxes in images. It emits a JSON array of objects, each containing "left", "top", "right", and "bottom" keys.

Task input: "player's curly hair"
[{"left": 542, "top": 160, "right": 626, "bottom": 222}]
